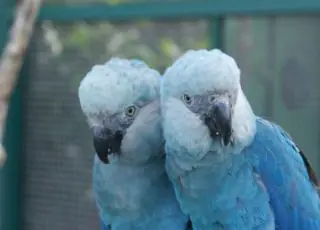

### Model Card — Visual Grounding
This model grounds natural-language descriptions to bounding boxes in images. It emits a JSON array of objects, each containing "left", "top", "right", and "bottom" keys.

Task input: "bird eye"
[
  {"left": 125, "top": 106, "right": 137, "bottom": 117},
  {"left": 182, "top": 93, "right": 193, "bottom": 105}
]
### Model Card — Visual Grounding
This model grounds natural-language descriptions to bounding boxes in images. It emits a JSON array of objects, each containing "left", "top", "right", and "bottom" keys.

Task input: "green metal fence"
[
  {"left": 0, "top": 1, "right": 24, "bottom": 230},
  {"left": 1, "top": 0, "right": 320, "bottom": 229}
]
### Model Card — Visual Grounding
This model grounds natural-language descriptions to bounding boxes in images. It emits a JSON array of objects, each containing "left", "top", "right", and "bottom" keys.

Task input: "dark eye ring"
[
  {"left": 182, "top": 93, "right": 193, "bottom": 105},
  {"left": 125, "top": 106, "right": 137, "bottom": 117}
]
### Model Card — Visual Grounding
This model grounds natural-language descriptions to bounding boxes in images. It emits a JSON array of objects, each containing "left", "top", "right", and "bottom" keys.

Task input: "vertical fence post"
[
  {"left": 210, "top": 17, "right": 225, "bottom": 50},
  {"left": 0, "top": 0, "right": 24, "bottom": 229}
]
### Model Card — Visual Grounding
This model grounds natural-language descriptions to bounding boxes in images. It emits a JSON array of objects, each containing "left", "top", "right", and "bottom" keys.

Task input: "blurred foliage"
[{"left": 39, "top": 20, "right": 209, "bottom": 89}]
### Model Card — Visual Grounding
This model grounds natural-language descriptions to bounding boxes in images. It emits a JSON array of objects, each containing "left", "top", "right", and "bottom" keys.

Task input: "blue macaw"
[
  {"left": 160, "top": 49, "right": 320, "bottom": 230},
  {"left": 78, "top": 58, "right": 191, "bottom": 230}
]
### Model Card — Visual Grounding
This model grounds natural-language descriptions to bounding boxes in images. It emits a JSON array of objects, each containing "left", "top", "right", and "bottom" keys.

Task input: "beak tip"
[
  {"left": 223, "top": 135, "right": 231, "bottom": 146},
  {"left": 98, "top": 154, "right": 110, "bottom": 164},
  {"left": 92, "top": 128, "right": 124, "bottom": 164}
]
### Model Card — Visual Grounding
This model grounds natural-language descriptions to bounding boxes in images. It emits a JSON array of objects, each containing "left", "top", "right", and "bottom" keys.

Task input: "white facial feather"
[
  {"left": 231, "top": 88, "right": 256, "bottom": 150},
  {"left": 161, "top": 49, "right": 241, "bottom": 99},
  {"left": 78, "top": 58, "right": 160, "bottom": 128},
  {"left": 162, "top": 98, "right": 212, "bottom": 161},
  {"left": 161, "top": 49, "right": 257, "bottom": 155}
]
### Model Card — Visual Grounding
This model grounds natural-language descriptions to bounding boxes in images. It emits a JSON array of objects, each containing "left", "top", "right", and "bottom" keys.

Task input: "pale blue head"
[
  {"left": 79, "top": 58, "right": 163, "bottom": 165},
  {"left": 161, "top": 49, "right": 256, "bottom": 158}
]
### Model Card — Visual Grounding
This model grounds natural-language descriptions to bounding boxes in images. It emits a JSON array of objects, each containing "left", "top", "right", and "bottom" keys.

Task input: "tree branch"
[{"left": 0, "top": 0, "right": 43, "bottom": 167}]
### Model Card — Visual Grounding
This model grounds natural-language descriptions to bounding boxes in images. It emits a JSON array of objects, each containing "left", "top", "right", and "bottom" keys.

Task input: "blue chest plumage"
[
  {"left": 165, "top": 142, "right": 274, "bottom": 230},
  {"left": 93, "top": 156, "right": 189, "bottom": 230}
]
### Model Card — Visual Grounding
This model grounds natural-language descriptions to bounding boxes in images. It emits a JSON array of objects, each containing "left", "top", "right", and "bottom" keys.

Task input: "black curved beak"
[
  {"left": 93, "top": 127, "right": 123, "bottom": 164},
  {"left": 204, "top": 99, "right": 232, "bottom": 145}
]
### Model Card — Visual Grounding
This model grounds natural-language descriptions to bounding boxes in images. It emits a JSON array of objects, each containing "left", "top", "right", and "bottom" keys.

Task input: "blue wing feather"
[{"left": 244, "top": 117, "right": 320, "bottom": 230}]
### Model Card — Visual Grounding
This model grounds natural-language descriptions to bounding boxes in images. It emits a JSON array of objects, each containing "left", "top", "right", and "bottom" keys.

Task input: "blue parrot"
[
  {"left": 78, "top": 58, "right": 191, "bottom": 230},
  {"left": 161, "top": 49, "right": 320, "bottom": 230}
]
